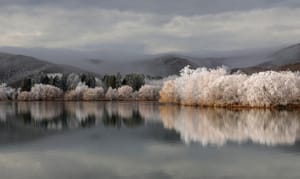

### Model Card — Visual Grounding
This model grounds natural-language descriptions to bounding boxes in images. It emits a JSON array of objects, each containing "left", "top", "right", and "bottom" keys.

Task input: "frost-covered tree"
[
  {"left": 240, "top": 71, "right": 300, "bottom": 106},
  {"left": 95, "top": 77, "right": 103, "bottom": 87},
  {"left": 138, "top": 85, "right": 160, "bottom": 101},
  {"left": 117, "top": 85, "right": 133, "bottom": 100},
  {"left": 159, "top": 66, "right": 300, "bottom": 107},
  {"left": 66, "top": 73, "right": 81, "bottom": 90},
  {"left": 207, "top": 74, "right": 247, "bottom": 106},
  {"left": 30, "top": 84, "right": 63, "bottom": 100},
  {"left": 51, "top": 76, "right": 62, "bottom": 88},
  {"left": 17, "top": 91, "right": 32, "bottom": 101},
  {"left": 105, "top": 87, "right": 117, "bottom": 100},
  {"left": 0, "top": 83, "right": 17, "bottom": 100},
  {"left": 64, "top": 82, "right": 88, "bottom": 100},
  {"left": 18, "top": 84, "right": 63, "bottom": 101},
  {"left": 64, "top": 91, "right": 77, "bottom": 101},
  {"left": 159, "top": 80, "right": 178, "bottom": 104},
  {"left": 82, "top": 87, "right": 105, "bottom": 101},
  {"left": 145, "top": 75, "right": 177, "bottom": 88}
]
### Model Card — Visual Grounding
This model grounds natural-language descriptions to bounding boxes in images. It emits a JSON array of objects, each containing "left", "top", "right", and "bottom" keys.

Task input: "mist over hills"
[{"left": 1, "top": 43, "right": 300, "bottom": 83}]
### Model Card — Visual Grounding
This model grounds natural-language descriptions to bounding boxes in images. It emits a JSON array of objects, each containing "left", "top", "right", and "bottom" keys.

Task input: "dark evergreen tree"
[
  {"left": 80, "top": 74, "right": 87, "bottom": 83},
  {"left": 60, "top": 74, "right": 68, "bottom": 92},
  {"left": 52, "top": 76, "right": 61, "bottom": 89},
  {"left": 102, "top": 75, "right": 117, "bottom": 89},
  {"left": 20, "top": 78, "right": 32, "bottom": 92},
  {"left": 81, "top": 74, "right": 96, "bottom": 88},
  {"left": 122, "top": 73, "right": 145, "bottom": 91},
  {"left": 40, "top": 75, "right": 50, "bottom": 85},
  {"left": 116, "top": 72, "right": 122, "bottom": 88}
]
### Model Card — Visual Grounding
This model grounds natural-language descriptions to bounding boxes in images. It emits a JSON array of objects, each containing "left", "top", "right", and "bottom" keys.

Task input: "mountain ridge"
[
  {"left": 0, "top": 52, "right": 90, "bottom": 84},
  {"left": 236, "top": 43, "right": 300, "bottom": 74},
  {"left": 1, "top": 42, "right": 300, "bottom": 82}
]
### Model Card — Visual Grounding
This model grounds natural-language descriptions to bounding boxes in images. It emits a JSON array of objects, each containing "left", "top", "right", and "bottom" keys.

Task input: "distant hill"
[
  {"left": 0, "top": 46, "right": 283, "bottom": 76},
  {"left": 134, "top": 54, "right": 203, "bottom": 76},
  {"left": 2, "top": 43, "right": 300, "bottom": 80},
  {"left": 0, "top": 52, "right": 216, "bottom": 83},
  {"left": 259, "top": 43, "right": 300, "bottom": 68},
  {"left": 68, "top": 54, "right": 219, "bottom": 77},
  {"left": 0, "top": 52, "right": 87, "bottom": 84},
  {"left": 236, "top": 43, "right": 300, "bottom": 74}
]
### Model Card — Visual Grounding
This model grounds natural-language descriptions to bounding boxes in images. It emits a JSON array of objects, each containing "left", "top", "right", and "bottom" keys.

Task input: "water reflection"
[
  {"left": 160, "top": 105, "right": 300, "bottom": 146},
  {"left": 0, "top": 102, "right": 159, "bottom": 131},
  {"left": 0, "top": 102, "right": 299, "bottom": 146}
]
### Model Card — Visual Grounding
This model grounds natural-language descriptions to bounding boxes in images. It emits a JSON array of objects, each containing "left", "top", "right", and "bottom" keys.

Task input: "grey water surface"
[{"left": 0, "top": 101, "right": 299, "bottom": 179}]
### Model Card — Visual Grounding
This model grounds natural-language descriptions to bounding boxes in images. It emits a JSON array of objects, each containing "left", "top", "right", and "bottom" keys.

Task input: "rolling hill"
[
  {"left": 1, "top": 42, "right": 300, "bottom": 82},
  {"left": 259, "top": 43, "right": 300, "bottom": 68},
  {"left": 0, "top": 52, "right": 87, "bottom": 84},
  {"left": 133, "top": 54, "right": 208, "bottom": 76},
  {"left": 236, "top": 43, "right": 300, "bottom": 74},
  {"left": 62, "top": 54, "right": 219, "bottom": 77},
  {"left": 0, "top": 51, "right": 217, "bottom": 84}
]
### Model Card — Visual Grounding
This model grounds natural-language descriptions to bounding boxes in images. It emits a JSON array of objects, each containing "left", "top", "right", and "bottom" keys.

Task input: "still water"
[{"left": 0, "top": 101, "right": 299, "bottom": 179}]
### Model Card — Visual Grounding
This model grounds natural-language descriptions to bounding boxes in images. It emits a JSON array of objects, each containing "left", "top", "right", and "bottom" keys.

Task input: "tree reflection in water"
[
  {"left": 102, "top": 102, "right": 144, "bottom": 128},
  {"left": 159, "top": 105, "right": 300, "bottom": 146},
  {"left": 0, "top": 102, "right": 299, "bottom": 146},
  {"left": 0, "top": 102, "right": 149, "bottom": 130}
]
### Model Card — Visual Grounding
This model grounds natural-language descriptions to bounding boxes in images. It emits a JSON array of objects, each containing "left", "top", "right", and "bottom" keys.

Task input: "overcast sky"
[{"left": 0, "top": 0, "right": 300, "bottom": 54}]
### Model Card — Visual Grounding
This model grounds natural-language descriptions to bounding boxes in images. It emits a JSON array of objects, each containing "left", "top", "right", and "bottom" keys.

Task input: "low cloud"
[{"left": 0, "top": 6, "right": 299, "bottom": 54}]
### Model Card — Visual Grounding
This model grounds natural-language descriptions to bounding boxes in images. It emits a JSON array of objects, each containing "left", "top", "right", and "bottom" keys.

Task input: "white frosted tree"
[
  {"left": 30, "top": 84, "right": 63, "bottom": 100},
  {"left": 17, "top": 91, "right": 32, "bottom": 101},
  {"left": 105, "top": 87, "right": 118, "bottom": 100},
  {"left": 0, "top": 83, "right": 17, "bottom": 100},
  {"left": 17, "top": 84, "right": 63, "bottom": 101},
  {"left": 159, "top": 80, "right": 178, "bottom": 104},
  {"left": 66, "top": 73, "right": 81, "bottom": 90},
  {"left": 159, "top": 66, "right": 300, "bottom": 107},
  {"left": 138, "top": 85, "right": 160, "bottom": 101},
  {"left": 82, "top": 87, "right": 105, "bottom": 101},
  {"left": 242, "top": 71, "right": 300, "bottom": 107},
  {"left": 117, "top": 85, "right": 133, "bottom": 100},
  {"left": 64, "top": 82, "right": 88, "bottom": 100}
]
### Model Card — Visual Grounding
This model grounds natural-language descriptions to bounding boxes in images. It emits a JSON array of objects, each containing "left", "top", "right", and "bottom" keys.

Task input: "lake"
[{"left": 0, "top": 101, "right": 299, "bottom": 179}]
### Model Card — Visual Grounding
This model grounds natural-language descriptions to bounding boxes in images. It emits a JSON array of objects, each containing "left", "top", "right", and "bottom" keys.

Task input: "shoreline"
[{"left": 1, "top": 100, "right": 300, "bottom": 110}]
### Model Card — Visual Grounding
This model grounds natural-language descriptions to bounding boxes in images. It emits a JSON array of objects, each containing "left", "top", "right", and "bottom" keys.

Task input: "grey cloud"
[
  {"left": 1, "top": 0, "right": 300, "bottom": 15},
  {"left": 0, "top": 1, "right": 299, "bottom": 54}
]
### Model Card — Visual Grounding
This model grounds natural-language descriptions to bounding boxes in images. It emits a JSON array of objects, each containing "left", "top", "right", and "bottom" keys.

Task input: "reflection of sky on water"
[
  {"left": 0, "top": 102, "right": 299, "bottom": 178},
  {"left": 0, "top": 123, "right": 300, "bottom": 179}
]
